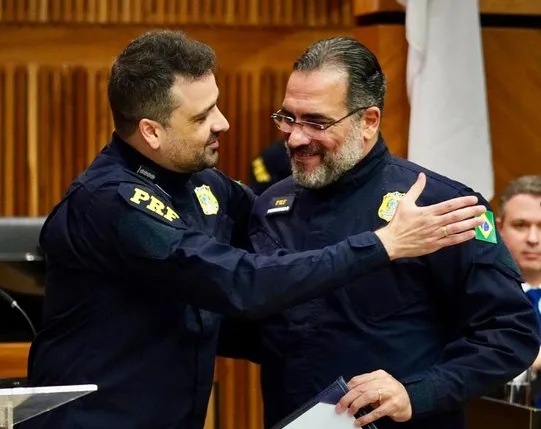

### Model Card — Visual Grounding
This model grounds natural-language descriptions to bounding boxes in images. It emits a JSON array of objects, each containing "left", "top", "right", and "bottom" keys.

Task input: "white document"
[
  {"left": 280, "top": 402, "right": 356, "bottom": 428},
  {"left": 271, "top": 377, "right": 377, "bottom": 429}
]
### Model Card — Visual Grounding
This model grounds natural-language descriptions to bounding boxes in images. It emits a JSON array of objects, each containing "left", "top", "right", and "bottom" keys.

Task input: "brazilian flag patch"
[{"left": 475, "top": 211, "right": 497, "bottom": 244}]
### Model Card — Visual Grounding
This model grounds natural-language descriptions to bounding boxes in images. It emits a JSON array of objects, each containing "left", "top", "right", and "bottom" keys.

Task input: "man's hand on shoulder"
[{"left": 375, "top": 173, "right": 486, "bottom": 260}]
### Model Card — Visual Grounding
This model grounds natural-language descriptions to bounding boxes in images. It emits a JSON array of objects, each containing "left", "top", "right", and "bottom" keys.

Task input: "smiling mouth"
[
  {"left": 291, "top": 146, "right": 324, "bottom": 159},
  {"left": 294, "top": 152, "right": 320, "bottom": 160}
]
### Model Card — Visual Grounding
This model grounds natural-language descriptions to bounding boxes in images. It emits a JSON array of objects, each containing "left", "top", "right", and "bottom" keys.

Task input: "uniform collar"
[
  {"left": 302, "top": 134, "right": 390, "bottom": 196},
  {"left": 108, "top": 132, "right": 192, "bottom": 194}
]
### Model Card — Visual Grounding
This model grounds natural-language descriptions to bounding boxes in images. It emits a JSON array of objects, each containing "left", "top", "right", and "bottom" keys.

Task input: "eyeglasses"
[{"left": 271, "top": 105, "right": 370, "bottom": 140}]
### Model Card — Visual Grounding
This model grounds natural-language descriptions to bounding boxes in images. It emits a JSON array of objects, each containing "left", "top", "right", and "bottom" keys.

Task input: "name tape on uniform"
[{"left": 266, "top": 195, "right": 295, "bottom": 215}]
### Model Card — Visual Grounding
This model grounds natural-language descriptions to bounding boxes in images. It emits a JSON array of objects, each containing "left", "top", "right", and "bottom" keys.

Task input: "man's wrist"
[{"left": 375, "top": 227, "right": 398, "bottom": 261}]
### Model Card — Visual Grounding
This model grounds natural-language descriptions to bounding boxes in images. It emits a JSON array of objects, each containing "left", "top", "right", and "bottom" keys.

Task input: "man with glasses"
[{"left": 221, "top": 37, "right": 539, "bottom": 429}]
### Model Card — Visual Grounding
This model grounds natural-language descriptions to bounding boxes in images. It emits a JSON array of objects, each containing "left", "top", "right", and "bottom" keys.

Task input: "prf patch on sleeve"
[
  {"left": 266, "top": 195, "right": 295, "bottom": 215},
  {"left": 252, "top": 157, "right": 271, "bottom": 183},
  {"left": 475, "top": 211, "right": 497, "bottom": 244},
  {"left": 118, "top": 183, "right": 183, "bottom": 226}
]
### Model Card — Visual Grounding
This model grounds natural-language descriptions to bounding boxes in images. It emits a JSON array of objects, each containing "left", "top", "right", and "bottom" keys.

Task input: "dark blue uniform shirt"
[
  {"left": 248, "top": 138, "right": 540, "bottom": 429},
  {"left": 20, "top": 133, "right": 394, "bottom": 429}
]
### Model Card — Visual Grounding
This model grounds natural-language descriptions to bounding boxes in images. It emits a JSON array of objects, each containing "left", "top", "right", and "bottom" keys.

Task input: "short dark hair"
[
  {"left": 108, "top": 30, "right": 217, "bottom": 137},
  {"left": 293, "top": 36, "right": 386, "bottom": 115},
  {"left": 500, "top": 175, "right": 541, "bottom": 218}
]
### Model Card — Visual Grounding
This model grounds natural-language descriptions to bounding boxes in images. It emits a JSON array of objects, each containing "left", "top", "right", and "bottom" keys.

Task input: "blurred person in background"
[
  {"left": 249, "top": 138, "right": 291, "bottom": 195},
  {"left": 498, "top": 175, "right": 541, "bottom": 404},
  {"left": 499, "top": 175, "right": 541, "bottom": 306}
]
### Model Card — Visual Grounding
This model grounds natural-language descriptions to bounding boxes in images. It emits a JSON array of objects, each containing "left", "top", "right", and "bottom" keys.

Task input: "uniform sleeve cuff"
[
  {"left": 348, "top": 231, "right": 386, "bottom": 249},
  {"left": 348, "top": 231, "right": 390, "bottom": 259},
  {"left": 405, "top": 378, "right": 436, "bottom": 416}
]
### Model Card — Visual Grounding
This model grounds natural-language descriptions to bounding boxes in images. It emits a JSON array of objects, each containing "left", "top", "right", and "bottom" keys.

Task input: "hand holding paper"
[
  {"left": 271, "top": 378, "right": 379, "bottom": 429},
  {"left": 336, "top": 370, "right": 412, "bottom": 427}
]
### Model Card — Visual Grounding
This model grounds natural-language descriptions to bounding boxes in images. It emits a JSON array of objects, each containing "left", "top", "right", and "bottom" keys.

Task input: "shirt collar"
[
  {"left": 108, "top": 132, "right": 192, "bottom": 194},
  {"left": 523, "top": 283, "right": 541, "bottom": 292}
]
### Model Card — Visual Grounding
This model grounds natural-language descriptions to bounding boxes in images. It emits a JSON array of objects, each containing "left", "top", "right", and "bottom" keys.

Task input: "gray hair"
[{"left": 293, "top": 36, "right": 387, "bottom": 115}]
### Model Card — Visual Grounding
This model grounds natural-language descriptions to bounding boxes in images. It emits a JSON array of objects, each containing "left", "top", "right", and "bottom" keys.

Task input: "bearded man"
[{"left": 221, "top": 36, "right": 539, "bottom": 429}]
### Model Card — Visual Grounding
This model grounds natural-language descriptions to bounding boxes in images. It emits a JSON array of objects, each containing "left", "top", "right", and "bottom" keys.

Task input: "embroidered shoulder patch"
[
  {"left": 252, "top": 157, "right": 271, "bottom": 183},
  {"left": 117, "top": 183, "right": 182, "bottom": 226},
  {"left": 475, "top": 211, "right": 497, "bottom": 244},
  {"left": 266, "top": 195, "right": 295, "bottom": 215}
]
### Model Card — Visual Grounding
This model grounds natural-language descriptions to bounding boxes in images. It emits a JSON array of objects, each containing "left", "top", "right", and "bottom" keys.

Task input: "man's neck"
[{"left": 523, "top": 271, "right": 541, "bottom": 287}]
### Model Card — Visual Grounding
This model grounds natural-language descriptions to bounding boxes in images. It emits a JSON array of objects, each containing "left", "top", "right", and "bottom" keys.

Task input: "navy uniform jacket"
[
  {"left": 248, "top": 138, "right": 540, "bottom": 429},
  {"left": 20, "top": 133, "right": 393, "bottom": 429}
]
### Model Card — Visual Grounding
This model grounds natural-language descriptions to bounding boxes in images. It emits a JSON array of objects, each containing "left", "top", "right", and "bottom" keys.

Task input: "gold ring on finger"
[{"left": 442, "top": 225, "right": 448, "bottom": 237}]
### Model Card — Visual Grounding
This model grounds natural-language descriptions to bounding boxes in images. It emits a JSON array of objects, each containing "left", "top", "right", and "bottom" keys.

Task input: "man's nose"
[
  {"left": 214, "top": 108, "right": 230, "bottom": 133},
  {"left": 526, "top": 226, "right": 541, "bottom": 246},
  {"left": 287, "top": 127, "right": 311, "bottom": 148}
]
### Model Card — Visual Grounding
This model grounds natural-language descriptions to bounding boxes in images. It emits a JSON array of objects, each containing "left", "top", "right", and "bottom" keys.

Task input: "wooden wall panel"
[
  {"left": 0, "top": 0, "right": 353, "bottom": 26},
  {"left": 354, "top": 0, "right": 541, "bottom": 16},
  {"left": 481, "top": 0, "right": 541, "bottom": 15},
  {"left": 353, "top": 24, "right": 409, "bottom": 158},
  {"left": 0, "top": 343, "right": 30, "bottom": 378},
  {"left": 483, "top": 27, "right": 541, "bottom": 204}
]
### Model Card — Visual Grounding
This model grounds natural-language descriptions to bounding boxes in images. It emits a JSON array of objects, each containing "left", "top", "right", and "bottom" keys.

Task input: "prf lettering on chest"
[
  {"left": 129, "top": 187, "right": 179, "bottom": 222},
  {"left": 274, "top": 199, "right": 287, "bottom": 206}
]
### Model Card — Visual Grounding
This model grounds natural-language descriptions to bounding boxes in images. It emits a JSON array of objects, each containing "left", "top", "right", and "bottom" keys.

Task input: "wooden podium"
[{"left": 467, "top": 396, "right": 541, "bottom": 429}]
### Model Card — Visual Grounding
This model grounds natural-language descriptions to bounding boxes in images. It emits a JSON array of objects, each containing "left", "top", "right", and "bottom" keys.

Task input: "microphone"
[{"left": 0, "top": 287, "right": 37, "bottom": 337}]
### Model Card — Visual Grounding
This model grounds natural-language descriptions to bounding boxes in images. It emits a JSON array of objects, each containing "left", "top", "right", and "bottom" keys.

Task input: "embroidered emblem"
[
  {"left": 194, "top": 185, "right": 219, "bottom": 215},
  {"left": 378, "top": 191, "right": 406, "bottom": 222}
]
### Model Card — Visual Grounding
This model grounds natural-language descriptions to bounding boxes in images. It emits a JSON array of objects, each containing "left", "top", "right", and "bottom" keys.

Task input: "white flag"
[{"left": 397, "top": 0, "right": 494, "bottom": 200}]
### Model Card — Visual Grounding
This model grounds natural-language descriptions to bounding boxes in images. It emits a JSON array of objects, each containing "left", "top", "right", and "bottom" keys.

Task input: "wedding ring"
[
  {"left": 442, "top": 225, "right": 448, "bottom": 237},
  {"left": 377, "top": 388, "right": 382, "bottom": 403}
]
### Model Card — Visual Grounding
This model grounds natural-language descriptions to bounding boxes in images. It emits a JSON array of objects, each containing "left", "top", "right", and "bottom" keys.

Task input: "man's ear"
[
  {"left": 139, "top": 119, "right": 162, "bottom": 150},
  {"left": 362, "top": 107, "right": 381, "bottom": 141},
  {"left": 496, "top": 216, "right": 503, "bottom": 231}
]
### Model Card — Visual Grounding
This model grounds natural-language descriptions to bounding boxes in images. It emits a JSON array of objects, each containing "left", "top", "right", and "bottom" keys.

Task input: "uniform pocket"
[
  {"left": 212, "top": 210, "right": 235, "bottom": 244},
  {"left": 345, "top": 258, "right": 427, "bottom": 321},
  {"left": 249, "top": 227, "right": 284, "bottom": 256}
]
